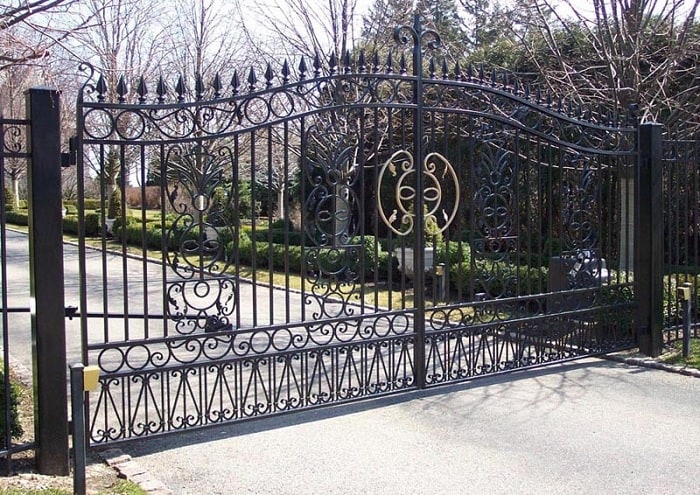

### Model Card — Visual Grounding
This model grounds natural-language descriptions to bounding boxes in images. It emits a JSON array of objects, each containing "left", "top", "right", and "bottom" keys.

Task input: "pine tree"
[{"left": 361, "top": 0, "right": 468, "bottom": 57}]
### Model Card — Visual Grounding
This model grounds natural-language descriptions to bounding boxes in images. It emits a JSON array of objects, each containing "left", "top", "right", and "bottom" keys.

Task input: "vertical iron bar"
[
  {"left": 26, "top": 87, "right": 69, "bottom": 475},
  {"left": 139, "top": 145, "right": 150, "bottom": 339},
  {"left": 411, "top": 13, "right": 426, "bottom": 389},
  {"left": 159, "top": 143, "right": 169, "bottom": 337},
  {"left": 636, "top": 122, "right": 664, "bottom": 357},
  {"left": 283, "top": 120, "right": 291, "bottom": 324}
]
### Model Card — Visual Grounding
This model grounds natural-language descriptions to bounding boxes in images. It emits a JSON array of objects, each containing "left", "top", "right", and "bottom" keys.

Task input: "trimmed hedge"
[
  {"left": 4, "top": 210, "right": 28, "bottom": 226},
  {"left": 0, "top": 368, "right": 23, "bottom": 447},
  {"left": 64, "top": 198, "right": 101, "bottom": 210}
]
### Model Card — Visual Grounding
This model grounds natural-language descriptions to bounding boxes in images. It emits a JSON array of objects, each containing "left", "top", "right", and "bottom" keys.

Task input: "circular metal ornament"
[{"left": 377, "top": 150, "right": 460, "bottom": 237}]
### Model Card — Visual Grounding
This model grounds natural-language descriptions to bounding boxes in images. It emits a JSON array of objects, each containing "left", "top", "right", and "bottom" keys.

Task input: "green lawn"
[{"left": 661, "top": 337, "right": 700, "bottom": 369}]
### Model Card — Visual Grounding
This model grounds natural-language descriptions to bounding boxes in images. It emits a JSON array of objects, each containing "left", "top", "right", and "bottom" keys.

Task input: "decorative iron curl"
[
  {"left": 393, "top": 21, "right": 442, "bottom": 52},
  {"left": 1, "top": 124, "right": 27, "bottom": 156},
  {"left": 78, "top": 62, "right": 96, "bottom": 101}
]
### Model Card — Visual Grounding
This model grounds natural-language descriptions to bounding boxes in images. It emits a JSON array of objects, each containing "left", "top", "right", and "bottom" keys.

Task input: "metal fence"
[
  {"left": 0, "top": 89, "right": 69, "bottom": 475},
  {"left": 75, "top": 18, "right": 643, "bottom": 445},
  {"left": 663, "top": 138, "right": 700, "bottom": 343},
  {"left": 0, "top": 106, "right": 34, "bottom": 474},
  {"left": 2, "top": 17, "right": 692, "bottom": 466}
]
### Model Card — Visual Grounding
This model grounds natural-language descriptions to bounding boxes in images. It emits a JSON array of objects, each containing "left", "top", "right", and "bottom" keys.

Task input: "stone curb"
[
  {"left": 98, "top": 448, "right": 174, "bottom": 495},
  {"left": 603, "top": 353, "right": 700, "bottom": 378}
]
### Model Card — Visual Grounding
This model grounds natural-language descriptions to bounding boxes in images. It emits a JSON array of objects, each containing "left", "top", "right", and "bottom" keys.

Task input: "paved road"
[
  {"left": 118, "top": 357, "right": 700, "bottom": 495},
  {"left": 6, "top": 229, "right": 700, "bottom": 494}
]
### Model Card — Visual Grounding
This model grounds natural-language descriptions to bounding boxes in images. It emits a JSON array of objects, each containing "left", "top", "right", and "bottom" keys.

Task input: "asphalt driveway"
[{"left": 115, "top": 357, "right": 700, "bottom": 495}]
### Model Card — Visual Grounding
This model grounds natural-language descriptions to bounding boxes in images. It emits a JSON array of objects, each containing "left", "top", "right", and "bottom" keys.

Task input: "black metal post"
[
  {"left": 635, "top": 122, "right": 664, "bottom": 357},
  {"left": 70, "top": 364, "right": 86, "bottom": 495},
  {"left": 26, "top": 87, "right": 69, "bottom": 475},
  {"left": 678, "top": 282, "right": 693, "bottom": 358}
]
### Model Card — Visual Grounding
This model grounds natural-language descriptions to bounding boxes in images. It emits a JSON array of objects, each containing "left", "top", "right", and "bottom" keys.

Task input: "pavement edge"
[{"left": 98, "top": 448, "right": 174, "bottom": 495}]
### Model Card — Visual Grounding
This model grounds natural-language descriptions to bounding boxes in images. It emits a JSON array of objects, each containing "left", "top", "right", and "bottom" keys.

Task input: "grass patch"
[
  {"left": 0, "top": 480, "right": 147, "bottom": 495},
  {"left": 0, "top": 489, "right": 68, "bottom": 495},
  {"left": 96, "top": 480, "right": 148, "bottom": 495},
  {"left": 660, "top": 338, "right": 700, "bottom": 368}
]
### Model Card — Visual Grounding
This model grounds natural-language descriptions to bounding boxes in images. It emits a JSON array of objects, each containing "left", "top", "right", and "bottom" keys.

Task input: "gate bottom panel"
[
  {"left": 424, "top": 308, "right": 636, "bottom": 386},
  {"left": 87, "top": 334, "right": 416, "bottom": 444}
]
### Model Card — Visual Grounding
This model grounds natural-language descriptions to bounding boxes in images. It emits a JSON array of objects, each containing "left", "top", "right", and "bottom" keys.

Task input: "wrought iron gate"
[{"left": 77, "top": 18, "right": 637, "bottom": 444}]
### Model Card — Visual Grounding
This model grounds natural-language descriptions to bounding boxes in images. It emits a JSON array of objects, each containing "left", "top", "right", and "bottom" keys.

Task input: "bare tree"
[
  {"left": 511, "top": 0, "right": 700, "bottom": 133},
  {"left": 159, "top": 0, "right": 248, "bottom": 78},
  {"left": 67, "top": 0, "right": 164, "bottom": 198},
  {"left": 0, "top": 63, "right": 38, "bottom": 207},
  {"left": 236, "top": 0, "right": 361, "bottom": 62},
  {"left": 0, "top": 0, "right": 92, "bottom": 71}
]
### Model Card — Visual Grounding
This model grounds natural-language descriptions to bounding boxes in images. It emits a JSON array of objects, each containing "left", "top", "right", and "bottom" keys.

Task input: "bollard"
[
  {"left": 70, "top": 364, "right": 100, "bottom": 495},
  {"left": 677, "top": 283, "right": 693, "bottom": 358},
  {"left": 435, "top": 263, "right": 446, "bottom": 302}
]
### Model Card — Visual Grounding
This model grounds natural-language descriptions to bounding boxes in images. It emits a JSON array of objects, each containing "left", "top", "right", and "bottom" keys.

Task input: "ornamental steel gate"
[{"left": 76, "top": 18, "right": 637, "bottom": 445}]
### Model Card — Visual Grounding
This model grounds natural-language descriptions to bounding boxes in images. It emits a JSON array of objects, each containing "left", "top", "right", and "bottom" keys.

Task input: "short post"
[
  {"left": 70, "top": 364, "right": 100, "bottom": 495},
  {"left": 435, "top": 263, "right": 446, "bottom": 302},
  {"left": 69, "top": 365, "right": 86, "bottom": 495},
  {"left": 678, "top": 283, "right": 693, "bottom": 358}
]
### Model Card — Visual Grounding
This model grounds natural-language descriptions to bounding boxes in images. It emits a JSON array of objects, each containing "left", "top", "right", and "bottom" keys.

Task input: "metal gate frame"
[{"left": 73, "top": 16, "right": 661, "bottom": 445}]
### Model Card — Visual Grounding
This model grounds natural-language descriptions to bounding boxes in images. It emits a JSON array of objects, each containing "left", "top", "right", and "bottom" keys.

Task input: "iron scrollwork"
[
  {"left": 302, "top": 121, "right": 363, "bottom": 318},
  {"left": 164, "top": 143, "right": 237, "bottom": 333}
]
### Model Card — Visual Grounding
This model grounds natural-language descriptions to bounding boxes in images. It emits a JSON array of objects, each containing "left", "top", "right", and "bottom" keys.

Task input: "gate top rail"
[{"left": 77, "top": 53, "right": 638, "bottom": 156}]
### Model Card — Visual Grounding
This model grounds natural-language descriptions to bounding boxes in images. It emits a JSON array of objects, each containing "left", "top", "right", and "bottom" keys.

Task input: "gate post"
[
  {"left": 25, "top": 87, "right": 69, "bottom": 475},
  {"left": 635, "top": 122, "right": 664, "bottom": 357}
]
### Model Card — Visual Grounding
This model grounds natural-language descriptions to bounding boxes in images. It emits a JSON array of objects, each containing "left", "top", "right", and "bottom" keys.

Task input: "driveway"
[{"left": 116, "top": 357, "right": 700, "bottom": 495}]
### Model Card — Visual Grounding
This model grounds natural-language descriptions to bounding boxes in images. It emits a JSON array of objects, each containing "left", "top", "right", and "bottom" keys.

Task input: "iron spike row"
[
  {"left": 212, "top": 73, "right": 222, "bottom": 98},
  {"left": 231, "top": 71, "right": 240, "bottom": 95},
  {"left": 116, "top": 75, "right": 128, "bottom": 103},
  {"left": 137, "top": 77, "right": 147, "bottom": 104},
  {"left": 265, "top": 63, "right": 274, "bottom": 88},
  {"left": 328, "top": 52, "right": 337, "bottom": 75},
  {"left": 96, "top": 75, "right": 107, "bottom": 102},
  {"left": 313, "top": 53, "right": 321, "bottom": 78},
  {"left": 357, "top": 51, "right": 366, "bottom": 73},
  {"left": 247, "top": 67, "right": 257, "bottom": 92},
  {"left": 281, "top": 61, "right": 290, "bottom": 85},
  {"left": 298, "top": 57, "right": 307, "bottom": 80},
  {"left": 195, "top": 74, "right": 205, "bottom": 100},
  {"left": 175, "top": 75, "right": 186, "bottom": 102},
  {"left": 156, "top": 76, "right": 167, "bottom": 103}
]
